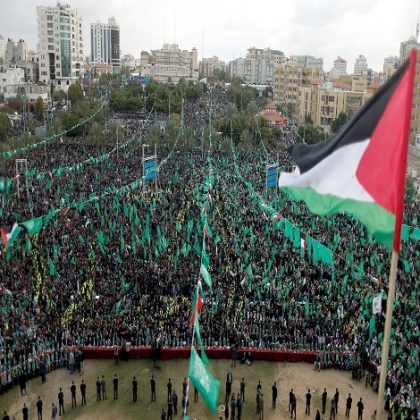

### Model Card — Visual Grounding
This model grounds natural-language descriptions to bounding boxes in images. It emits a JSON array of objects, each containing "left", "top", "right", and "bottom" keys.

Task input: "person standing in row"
[
  {"left": 71, "top": 381, "right": 76, "bottom": 408},
  {"left": 231, "top": 395, "right": 236, "bottom": 420},
  {"left": 58, "top": 387, "right": 65, "bottom": 415},
  {"left": 37, "top": 396, "right": 43, "bottom": 420},
  {"left": 290, "top": 393, "right": 297, "bottom": 420},
  {"left": 330, "top": 398, "right": 336, "bottom": 420},
  {"left": 315, "top": 409, "right": 321, "bottom": 420},
  {"left": 167, "top": 399, "right": 173, "bottom": 420},
  {"left": 357, "top": 398, "right": 364, "bottom": 420},
  {"left": 172, "top": 391, "right": 178, "bottom": 415},
  {"left": 306, "top": 389, "right": 312, "bottom": 416},
  {"left": 258, "top": 393, "right": 264, "bottom": 420},
  {"left": 240, "top": 378, "right": 245, "bottom": 402},
  {"left": 272, "top": 382, "right": 277, "bottom": 409},
  {"left": 114, "top": 345, "right": 119, "bottom": 365},
  {"left": 322, "top": 388, "right": 328, "bottom": 414},
  {"left": 96, "top": 377, "right": 101, "bottom": 401},
  {"left": 182, "top": 378, "right": 188, "bottom": 396},
  {"left": 151, "top": 375, "right": 156, "bottom": 402},
  {"left": 289, "top": 389, "right": 294, "bottom": 412},
  {"left": 256, "top": 380, "right": 262, "bottom": 393},
  {"left": 237, "top": 396, "right": 243, "bottom": 420},
  {"left": 193, "top": 386, "right": 198, "bottom": 403},
  {"left": 132, "top": 376, "right": 138, "bottom": 402},
  {"left": 101, "top": 375, "right": 107, "bottom": 400},
  {"left": 51, "top": 403, "right": 57, "bottom": 420},
  {"left": 3, "top": 411, "right": 10, "bottom": 420},
  {"left": 113, "top": 374, "right": 118, "bottom": 400},
  {"left": 167, "top": 378, "right": 172, "bottom": 403},
  {"left": 81, "top": 379, "right": 86, "bottom": 405},
  {"left": 334, "top": 388, "right": 339, "bottom": 414},
  {"left": 161, "top": 409, "right": 166, "bottom": 420},
  {"left": 345, "top": 393, "right": 352, "bottom": 418},
  {"left": 22, "top": 403, "right": 28, "bottom": 420}
]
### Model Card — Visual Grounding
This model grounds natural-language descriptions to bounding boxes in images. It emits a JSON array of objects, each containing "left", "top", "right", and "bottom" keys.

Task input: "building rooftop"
[{"left": 335, "top": 57, "right": 346, "bottom": 62}]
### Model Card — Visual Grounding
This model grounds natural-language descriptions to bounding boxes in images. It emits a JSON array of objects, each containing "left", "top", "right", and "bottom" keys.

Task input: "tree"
[
  {"left": 297, "top": 124, "right": 324, "bottom": 145},
  {"left": 331, "top": 111, "right": 349, "bottom": 134},
  {"left": 53, "top": 89, "right": 67, "bottom": 103},
  {"left": 87, "top": 122, "right": 105, "bottom": 148},
  {"left": 34, "top": 97, "right": 45, "bottom": 122},
  {"left": 68, "top": 83, "right": 83, "bottom": 105},
  {"left": 0, "top": 113, "right": 11, "bottom": 144}
]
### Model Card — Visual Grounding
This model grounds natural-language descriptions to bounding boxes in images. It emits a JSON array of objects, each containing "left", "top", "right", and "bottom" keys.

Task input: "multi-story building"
[
  {"left": 383, "top": 56, "right": 399, "bottom": 73},
  {"left": 333, "top": 57, "right": 347, "bottom": 75},
  {"left": 246, "top": 47, "right": 285, "bottom": 65},
  {"left": 37, "top": 3, "right": 84, "bottom": 91},
  {"left": 0, "top": 35, "right": 5, "bottom": 63},
  {"left": 0, "top": 67, "right": 25, "bottom": 92},
  {"left": 354, "top": 55, "right": 368, "bottom": 74},
  {"left": 289, "top": 55, "right": 323, "bottom": 70},
  {"left": 410, "top": 49, "right": 420, "bottom": 143},
  {"left": 273, "top": 66, "right": 322, "bottom": 120},
  {"left": 141, "top": 44, "right": 198, "bottom": 82},
  {"left": 5, "top": 39, "right": 28, "bottom": 66},
  {"left": 90, "top": 16, "right": 120, "bottom": 67},
  {"left": 199, "top": 56, "right": 226, "bottom": 78},
  {"left": 229, "top": 57, "right": 275, "bottom": 85},
  {"left": 399, "top": 36, "right": 419, "bottom": 65}
]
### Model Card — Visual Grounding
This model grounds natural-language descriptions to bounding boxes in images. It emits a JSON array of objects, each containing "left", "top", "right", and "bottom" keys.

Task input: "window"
[
  {"left": 48, "top": 38, "right": 54, "bottom": 43},
  {"left": 47, "top": 15, "right": 53, "bottom": 21},
  {"left": 329, "top": 96, "right": 335, "bottom": 102},
  {"left": 48, "top": 46, "right": 54, "bottom": 50},
  {"left": 48, "top": 30, "right": 53, "bottom": 35},
  {"left": 47, "top": 23, "right": 53, "bottom": 28}
]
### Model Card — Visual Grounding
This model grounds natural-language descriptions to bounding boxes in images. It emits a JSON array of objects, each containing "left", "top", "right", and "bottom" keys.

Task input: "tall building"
[
  {"left": 5, "top": 39, "right": 28, "bottom": 66},
  {"left": 229, "top": 57, "right": 275, "bottom": 85},
  {"left": 37, "top": 3, "right": 84, "bottom": 90},
  {"left": 0, "top": 35, "right": 6, "bottom": 63},
  {"left": 354, "top": 55, "right": 368, "bottom": 74},
  {"left": 199, "top": 56, "right": 226, "bottom": 78},
  {"left": 333, "top": 57, "right": 347, "bottom": 75},
  {"left": 141, "top": 44, "right": 198, "bottom": 82},
  {"left": 289, "top": 55, "right": 324, "bottom": 70},
  {"left": 410, "top": 49, "right": 420, "bottom": 143},
  {"left": 383, "top": 56, "right": 399, "bottom": 73},
  {"left": 90, "top": 16, "right": 120, "bottom": 67},
  {"left": 399, "top": 36, "right": 419, "bottom": 64}
]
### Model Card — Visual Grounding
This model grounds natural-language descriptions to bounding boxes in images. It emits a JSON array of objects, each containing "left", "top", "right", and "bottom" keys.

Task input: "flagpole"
[{"left": 375, "top": 250, "right": 398, "bottom": 419}]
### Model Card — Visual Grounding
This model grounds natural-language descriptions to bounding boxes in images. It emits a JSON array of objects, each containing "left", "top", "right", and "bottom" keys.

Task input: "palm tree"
[
  {"left": 245, "top": 101, "right": 259, "bottom": 135},
  {"left": 87, "top": 122, "right": 105, "bottom": 149},
  {"left": 225, "top": 103, "right": 237, "bottom": 139},
  {"left": 238, "top": 129, "right": 253, "bottom": 151},
  {"left": 146, "top": 124, "right": 161, "bottom": 147}
]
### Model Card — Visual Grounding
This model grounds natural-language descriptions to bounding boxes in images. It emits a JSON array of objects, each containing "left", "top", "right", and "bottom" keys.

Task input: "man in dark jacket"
[
  {"left": 36, "top": 396, "right": 43, "bottom": 420},
  {"left": 58, "top": 387, "right": 65, "bottom": 414},
  {"left": 272, "top": 382, "right": 277, "bottom": 409},
  {"left": 172, "top": 390, "right": 178, "bottom": 415},
  {"left": 80, "top": 379, "right": 86, "bottom": 405},
  {"left": 132, "top": 376, "right": 138, "bottom": 402}
]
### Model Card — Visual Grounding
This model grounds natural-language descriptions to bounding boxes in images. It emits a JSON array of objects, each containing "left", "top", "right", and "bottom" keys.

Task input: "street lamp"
[{"left": 115, "top": 116, "right": 120, "bottom": 160}]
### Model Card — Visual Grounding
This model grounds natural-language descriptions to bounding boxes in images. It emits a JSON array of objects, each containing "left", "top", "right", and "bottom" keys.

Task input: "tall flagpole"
[{"left": 375, "top": 250, "right": 398, "bottom": 419}]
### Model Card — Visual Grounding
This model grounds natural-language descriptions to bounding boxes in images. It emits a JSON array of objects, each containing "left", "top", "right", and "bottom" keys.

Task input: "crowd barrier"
[{"left": 83, "top": 347, "right": 317, "bottom": 363}]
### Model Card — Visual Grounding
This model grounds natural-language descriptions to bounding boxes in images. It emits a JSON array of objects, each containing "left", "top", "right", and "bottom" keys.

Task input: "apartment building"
[
  {"left": 37, "top": 2, "right": 84, "bottom": 91},
  {"left": 289, "top": 55, "right": 323, "bottom": 69},
  {"left": 199, "top": 56, "right": 226, "bottom": 78},
  {"left": 90, "top": 16, "right": 120, "bottom": 67},
  {"left": 354, "top": 55, "right": 368, "bottom": 74},
  {"left": 141, "top": 44, "right": 198, "bottom": 82}
]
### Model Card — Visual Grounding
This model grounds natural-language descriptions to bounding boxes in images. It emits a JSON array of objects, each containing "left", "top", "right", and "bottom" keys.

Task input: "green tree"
[
  {"left": 68, "top": 83, "right": 83, "bottom": 105},
  {"left": 0, "top": 113, "right": 11, "bottom": 144},
  {"left": 34, "top": 97, "right": 45, "bottom": 122},
  {"left": 87, "top": 121, "right": 105, "bottom": 148},
  {"left": 52, "top": 89, "right": 67, "bottom": 103},
  {"left": 297, "top": 124, "right": 324, "bottom": 145},
  {"left": 331, "top": 111, "right": 349, "bottom": 134}
]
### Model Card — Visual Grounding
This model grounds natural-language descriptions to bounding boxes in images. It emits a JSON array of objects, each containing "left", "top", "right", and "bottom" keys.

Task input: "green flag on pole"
[{"left": 188, "top": 347, "right": 220, "bottom": 414}]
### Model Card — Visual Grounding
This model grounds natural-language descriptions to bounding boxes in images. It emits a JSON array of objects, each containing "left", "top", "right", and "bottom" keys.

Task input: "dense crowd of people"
[{"left": 0, "top": 92, "right": 419, "bottom": 420}]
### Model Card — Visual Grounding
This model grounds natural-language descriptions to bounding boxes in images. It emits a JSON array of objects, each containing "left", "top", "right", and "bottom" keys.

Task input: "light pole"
[{"left": 115, "top": 116, "right": 120, "bottom": 160}]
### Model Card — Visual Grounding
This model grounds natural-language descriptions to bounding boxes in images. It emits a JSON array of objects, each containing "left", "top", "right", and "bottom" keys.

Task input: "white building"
[
  {"left": 333, "top": 56, "right": 347, "bottom": 75},
  {"left": 0, "top": 35, "right": 7, "bottom": 63},
  {"left": 354, "top": 55, "right": 368, "bottom": 74},
  {"left": 37, "top": 2, "right": 84, "bottom": 91},
  {"left": 399, "top": 36, "right": 419, "bottom": 64},
  {"left": 289, "top": 55, "right": 324, "bottom": 70},
  {"left": 383, "top": 56, "right": 399, "bottom": 73},
  {"left": 5, "top": 39, "right": 28, "bottom": 66},
  {"left": 141, "top": 63, "right": 189, "bottom": 84},
  {"left": 0, "top": 68, "right": 25, "bottom": 92},
  {"left": 229, "top": 57, "right": 275, "bottom": 85},
  {"left": 90, "top": 16, "right": 120, "bottom": 67}
]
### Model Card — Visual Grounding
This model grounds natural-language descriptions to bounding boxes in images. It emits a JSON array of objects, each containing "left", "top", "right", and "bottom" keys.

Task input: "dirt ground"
[{"left": 1, "top": 358, "right": 384, "bottom": 420}]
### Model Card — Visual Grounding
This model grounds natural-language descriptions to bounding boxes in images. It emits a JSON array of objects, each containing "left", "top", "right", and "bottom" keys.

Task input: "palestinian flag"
[
  {"left": 1, "top": 285, "right": 12, "bottom": 296},
  {"left": 279, "top": 49, "right": 417, "bottom": 251},
  {"left": 1, "top": 223, "right": 21, "bottom": 250},
  {"left": 189, "top": 282, "right": 205, "bottom": 325}
]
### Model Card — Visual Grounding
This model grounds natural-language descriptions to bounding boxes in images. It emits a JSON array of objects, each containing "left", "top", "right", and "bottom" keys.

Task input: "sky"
[{"left": 1, "top": 0, "right": 419, "bottom": 72}]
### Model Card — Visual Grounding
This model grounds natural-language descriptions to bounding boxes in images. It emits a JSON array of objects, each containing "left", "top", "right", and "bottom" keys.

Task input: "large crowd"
[{"left": 0, "top": 92, "right": 419, "bottom": 420}]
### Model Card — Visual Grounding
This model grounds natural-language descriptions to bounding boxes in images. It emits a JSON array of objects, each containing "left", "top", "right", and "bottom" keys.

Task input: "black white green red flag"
[{"left": 279, "top": 49, "right": 417, "bottom": 251}]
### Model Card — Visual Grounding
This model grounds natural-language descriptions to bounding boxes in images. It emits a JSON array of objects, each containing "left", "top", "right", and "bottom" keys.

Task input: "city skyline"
[{"left": 0, "top": 0, "right": 419, "bottom": 72}]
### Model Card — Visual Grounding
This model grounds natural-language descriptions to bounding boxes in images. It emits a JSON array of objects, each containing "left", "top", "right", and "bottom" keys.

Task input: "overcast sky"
[{"left": 1, "top": 0, "right": 419, "bottom": 72}]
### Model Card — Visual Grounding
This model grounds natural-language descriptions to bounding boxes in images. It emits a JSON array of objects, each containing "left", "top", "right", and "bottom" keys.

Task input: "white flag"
[{"left": 372, "top": 294, "right": 382, "bottom": 314}]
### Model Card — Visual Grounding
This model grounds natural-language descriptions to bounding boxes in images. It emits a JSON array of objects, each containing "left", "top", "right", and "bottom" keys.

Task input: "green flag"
[
  {"left": 22, "top": 217, "right": 43, "bottom": 235},
  {"left": 200, "top": 264, "right": 213, "bottom": 293},
  {"left": 188, "top": 347, "right": 220, "bottom": 414}
]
